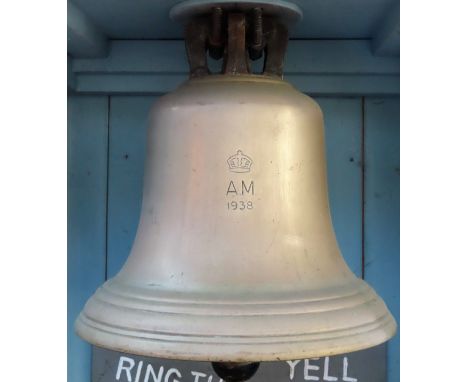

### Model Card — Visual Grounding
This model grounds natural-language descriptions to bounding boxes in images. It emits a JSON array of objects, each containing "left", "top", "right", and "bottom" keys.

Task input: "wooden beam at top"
[
  {"left": 68, "top": 0, "right": 109, "bottom": 58},
  {"left": 372, "top": 2, "right": 400, "bottom": 57},
  {"left": 73, "top": 40, "right": 400, "bottom": 75},
  {"left": 70, "top": 39, "right": 399, "bottom": 96}
]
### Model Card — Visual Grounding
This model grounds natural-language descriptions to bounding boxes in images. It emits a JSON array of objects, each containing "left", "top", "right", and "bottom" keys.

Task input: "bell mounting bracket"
[{"left": 170, "top": 0, "right": 302, "bottom": 78}]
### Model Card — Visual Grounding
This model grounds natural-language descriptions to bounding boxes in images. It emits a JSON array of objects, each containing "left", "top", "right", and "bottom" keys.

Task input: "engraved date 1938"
[{"left": 227, "top": 200, "right": 253, "bottom": 210}]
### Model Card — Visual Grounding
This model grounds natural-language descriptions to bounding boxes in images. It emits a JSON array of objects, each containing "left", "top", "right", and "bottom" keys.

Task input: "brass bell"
[{"left": 76, "top": 1, "right": 396, "bottom": 378}]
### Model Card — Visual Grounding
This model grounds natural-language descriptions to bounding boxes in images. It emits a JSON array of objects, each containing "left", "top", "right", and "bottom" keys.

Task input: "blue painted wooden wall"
[{"left": 68, "top": 93, "right": 399, "bottom": 382}]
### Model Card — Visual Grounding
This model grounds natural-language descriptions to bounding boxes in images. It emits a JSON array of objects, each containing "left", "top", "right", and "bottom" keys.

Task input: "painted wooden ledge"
[{"left": 69, "top": 39, "right": 400, "bottom": 95}]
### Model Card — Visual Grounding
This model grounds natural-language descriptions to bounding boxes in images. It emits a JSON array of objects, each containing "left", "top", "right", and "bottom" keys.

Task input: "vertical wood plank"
[
  {"left": 364, "top": 97, "right": 400, "bottom": 382},
  {"left": 316, "top": 97, "right": 363, "bottom": 277},
  {"left": 68, "top": 95, "right": 109, "bottom": 382},
  {"left": 106, "top": 96, "right": 156, "bottom": 278}
]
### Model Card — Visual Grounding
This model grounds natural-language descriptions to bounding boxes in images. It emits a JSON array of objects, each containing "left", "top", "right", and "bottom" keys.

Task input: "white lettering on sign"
[
  {"left": 116, "top": 357, "right": 135, "bottom": 382},
  {"left": 304, "top": 358, "right": 320, "bottom": 381},
  {"left": 115, "top": 357, "right": 182, "bottom": 382},
  {"left": 165, "top": 368, "right": 182, "bottom": 382},
  {"left": 113, "top": 354, "right": 358, "bottom": 381},
  {"left": 191, "top": 371, "right": 207, "bottom": 382},
  {"left": 144, "top": 364, "right": 164, "bottom": 382},
  {"left": 323, "top": 357, "right": 338, "bottom": 381},
  {"left": 287, "top": 360, "right": 301, "bottom": 379},
  {"left": 135, "top": 361, "right": 144, "bottom": 382},
  {"left": 285, "top": 358, "right": 359, "bottom": 382},
  {"left": 342, "top": 357, "right": 357, "bottom": 382}
]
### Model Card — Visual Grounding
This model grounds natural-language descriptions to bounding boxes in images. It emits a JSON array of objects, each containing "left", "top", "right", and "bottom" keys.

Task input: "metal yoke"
[{"left": 184, "top": 5, "right": 289, "bottom": 77}]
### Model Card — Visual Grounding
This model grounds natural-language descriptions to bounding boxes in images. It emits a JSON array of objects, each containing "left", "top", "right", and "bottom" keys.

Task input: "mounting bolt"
[
  {"left": 209, "top": 6, "right": 224, "bottom": 59},
  {"left": 249, "top": 7, "right": 263, "bottom": 60}
]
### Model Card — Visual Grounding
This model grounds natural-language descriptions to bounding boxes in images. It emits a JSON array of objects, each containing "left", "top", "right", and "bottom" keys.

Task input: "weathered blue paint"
[
  {"left": 372, "top": 2, "right": 400, "bottom": 56},
  {"left": 316, "top": 97, "right": 363, "bottom": 277},
  {"left": 106, "top": 96, "right": 156, "bottom": 278},
  {"left": 67, "top": 0, "right": 108, "bottom": 58},
  {"left": 363, "top": 97, "right": 400, "bottom": 382},
  {"left": 70, "top": 40, "right": 399, "bottom": 95},
  {"left": 67, "top": 95, "right": 109, "bottom": 382}
]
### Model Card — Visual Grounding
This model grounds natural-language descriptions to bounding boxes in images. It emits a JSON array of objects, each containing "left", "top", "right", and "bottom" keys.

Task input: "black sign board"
[{"left": 92, "top": 344, "right": 386, "bottom": 382}]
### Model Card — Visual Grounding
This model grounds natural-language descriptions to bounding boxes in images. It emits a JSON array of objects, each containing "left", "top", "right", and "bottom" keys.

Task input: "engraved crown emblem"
[{"left": 227, "top": 150, "right": 253, "bottom": 173}]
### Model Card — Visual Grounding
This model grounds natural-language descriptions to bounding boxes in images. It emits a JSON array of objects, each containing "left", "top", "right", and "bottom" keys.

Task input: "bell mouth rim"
[
  {"left": 76, "top": 311, "right": 396, "bottom": 362},
  {"left": 75, "top": 276, "right": 397, "bottom": 362}
]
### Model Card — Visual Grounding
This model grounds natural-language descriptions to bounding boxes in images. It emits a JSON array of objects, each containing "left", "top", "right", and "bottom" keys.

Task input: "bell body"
[{"left": 76, "top": 75, "right": 396, "bottom": 361}]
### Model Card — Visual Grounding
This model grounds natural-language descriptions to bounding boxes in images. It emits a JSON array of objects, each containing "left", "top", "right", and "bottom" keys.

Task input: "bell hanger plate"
[{"left": 170, "top": 0, "right": 303, "bottom": 25}]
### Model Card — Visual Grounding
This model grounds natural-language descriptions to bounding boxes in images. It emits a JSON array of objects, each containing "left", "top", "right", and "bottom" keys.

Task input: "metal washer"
[{"left": 170, "top": 0, "right": 303, "bottom": 25}]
